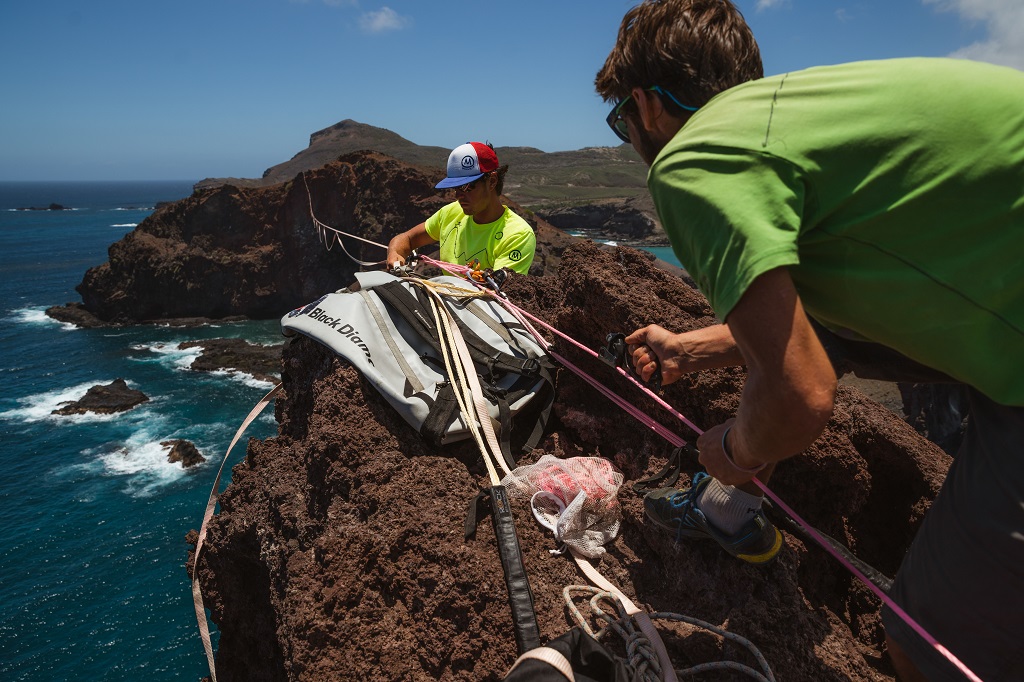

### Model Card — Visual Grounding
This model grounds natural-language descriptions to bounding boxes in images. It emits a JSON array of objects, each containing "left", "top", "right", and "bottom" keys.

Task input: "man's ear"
[{"left": 632, "top": 86, "right": 663, "bottom": 131}]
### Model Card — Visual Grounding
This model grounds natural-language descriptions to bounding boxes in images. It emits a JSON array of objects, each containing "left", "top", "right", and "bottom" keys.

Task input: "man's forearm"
[
  {"left": 677, "top": 323, "right": 745, "bottom": 372},
  {"left": 709, "top": 268, "right": 837, "bottom": 474}
]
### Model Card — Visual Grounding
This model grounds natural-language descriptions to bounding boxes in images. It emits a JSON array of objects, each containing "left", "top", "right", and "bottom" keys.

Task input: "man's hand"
[
  {"left": 625, "top": 323, "right": 745, "bottom": 385},
  {"left": 625, "top": 325, "right": 683, "bottom": 385},
  {"left": 387, "top": 223, "right": 433, "bottom": 272}
]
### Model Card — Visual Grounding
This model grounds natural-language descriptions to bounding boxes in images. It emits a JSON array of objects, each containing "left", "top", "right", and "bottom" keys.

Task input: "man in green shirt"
[
  {"left": 387, "top": 141, "right": 536, "bottom": 275},
  {"left": 595, "top": 1, "right": 1024, "bottom": 680}
]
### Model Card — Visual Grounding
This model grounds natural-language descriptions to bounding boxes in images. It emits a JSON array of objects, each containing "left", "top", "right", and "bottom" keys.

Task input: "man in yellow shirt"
[{"left": 387, "top": 142, "right": 536, "bottom": 275}]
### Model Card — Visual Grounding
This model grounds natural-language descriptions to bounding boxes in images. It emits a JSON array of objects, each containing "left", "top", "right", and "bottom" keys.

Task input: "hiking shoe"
[{"left": 643, "top": 472, "right": 783, "bottom": 565}]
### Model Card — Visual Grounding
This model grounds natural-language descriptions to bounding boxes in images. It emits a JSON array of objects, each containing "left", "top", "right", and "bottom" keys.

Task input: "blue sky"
[{"left": 1, "top": 0, "right": 1021, "bottom": 181}]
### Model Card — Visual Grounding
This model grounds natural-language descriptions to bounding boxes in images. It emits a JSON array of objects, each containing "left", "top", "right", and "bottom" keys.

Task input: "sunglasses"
[
  {"left": 453, "top": 179, "right": 480, "bottom": 194},
  {"left": 606, "top": 86, "right": 699, "bottom": 143}
]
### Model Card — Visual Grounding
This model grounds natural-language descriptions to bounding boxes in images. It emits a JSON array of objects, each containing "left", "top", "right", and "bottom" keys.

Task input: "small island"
[{"left": 16, "top": 203, "right": 67, "bottom": 211}]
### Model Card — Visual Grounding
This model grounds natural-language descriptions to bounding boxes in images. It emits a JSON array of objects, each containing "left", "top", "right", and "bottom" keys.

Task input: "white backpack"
[{"left": 281, "top": 272, "right": 555, "bottom": 468}]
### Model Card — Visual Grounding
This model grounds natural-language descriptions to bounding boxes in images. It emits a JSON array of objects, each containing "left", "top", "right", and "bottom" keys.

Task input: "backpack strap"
[
  {"left": 374, "top": 281, "right": 542, "bottom": 379},
  {"left": 420, "top": 382, "right": 460, "bottom": 447},
  {"left": 358, "top": 289, "right": 425, "bottom": 395}
]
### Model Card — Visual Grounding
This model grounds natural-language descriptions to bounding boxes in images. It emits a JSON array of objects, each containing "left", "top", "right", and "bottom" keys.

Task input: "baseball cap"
[{"left": 435, "top": 142, "right": 500, "bottom": 189}]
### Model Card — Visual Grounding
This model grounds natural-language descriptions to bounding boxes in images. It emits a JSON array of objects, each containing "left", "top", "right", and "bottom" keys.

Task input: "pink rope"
[{"left": 419, "top": 255, "right": 983, "bottom": 681}]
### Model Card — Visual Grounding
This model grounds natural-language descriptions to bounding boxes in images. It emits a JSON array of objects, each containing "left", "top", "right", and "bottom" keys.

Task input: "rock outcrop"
[
  {"left": 180, "top": 338, "right": 284, "bottom": 384},
  {"left": 52, "top": 378, "right": 149, "bottom": 415},
  {"left": 163, "top": 439, "right": 206, "bottom": 468},
  {"left": 537, "top": 196, "right": 665, "bottom": 245},
  {"left": 188, "top": 241, "right": 948, "bottom": 681},
  {"left": 50, "top": 151, "right": 572, "bottom": 325}
]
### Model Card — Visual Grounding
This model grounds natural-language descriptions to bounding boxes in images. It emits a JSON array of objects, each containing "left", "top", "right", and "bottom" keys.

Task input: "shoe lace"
[{"left": 662, "top": 472, "right": 708, "bottom": 541}]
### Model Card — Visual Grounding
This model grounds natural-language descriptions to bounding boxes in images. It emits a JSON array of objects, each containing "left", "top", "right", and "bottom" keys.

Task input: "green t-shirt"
[
  {"left": 424, "top": 202, "right": 536, "bottom": 274},
  {"left": 649, "top": 58, "right": 1024, "bottom": 405}
]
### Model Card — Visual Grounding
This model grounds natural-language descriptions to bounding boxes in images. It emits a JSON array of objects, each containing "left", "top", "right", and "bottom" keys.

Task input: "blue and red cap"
[{"left": 435, "top": 142, "right": 500, "bottom": 189}]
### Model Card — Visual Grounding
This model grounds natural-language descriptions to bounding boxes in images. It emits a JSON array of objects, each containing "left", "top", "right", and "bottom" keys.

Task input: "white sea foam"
[
  {"left": 603, "top": 240, "right": 619, "bottom": 247},
  {"left": 7, "top": 306, "right": 76, "bottom": 330},
  {"left": 129, "top": 341, "right": 201, "bottom": 370},
  {"left": 94, "top": 430, "right": 187, "bottom": 496},
  {"left": 0, "top": 380, "right": 148, "bottom": 424},
  {"left": 209, "top": 368, "right": 277, "bottom": 390},
  {"left": 9, "top": 307, "right": 51, "bottom": 324},
  {"left": 110, "top": 223, "right": 137, "bottom": 228}
]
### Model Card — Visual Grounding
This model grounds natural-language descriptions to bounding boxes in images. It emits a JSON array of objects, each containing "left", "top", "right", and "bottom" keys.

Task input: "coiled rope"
[{"left": 563, "top": 586, "right": 776, "bottom": 682}]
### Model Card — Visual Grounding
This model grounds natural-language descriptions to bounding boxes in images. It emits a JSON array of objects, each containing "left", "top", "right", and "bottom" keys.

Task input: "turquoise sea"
[{"left": 0, "top": 182, "right": 280, "bottom": 681}]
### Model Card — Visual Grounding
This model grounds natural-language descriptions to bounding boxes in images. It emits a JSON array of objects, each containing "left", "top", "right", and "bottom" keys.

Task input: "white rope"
[
  {"left": 302, "top": 173, "right": 387, "bottom": 268},
  {"left": 563, "top": 585, "right": 776, "bottom": 682}
]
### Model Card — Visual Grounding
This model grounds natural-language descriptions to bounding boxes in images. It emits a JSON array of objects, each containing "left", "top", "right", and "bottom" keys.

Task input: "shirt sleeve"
[
  {"left": 649, "top": 146, "right": 805, "bottom": 318},
  {"left": 492, "top": 221, "right": 536, "bottom": 274},
  {"left": 424, "top": 203, "right": 459, "bottom": 241}
]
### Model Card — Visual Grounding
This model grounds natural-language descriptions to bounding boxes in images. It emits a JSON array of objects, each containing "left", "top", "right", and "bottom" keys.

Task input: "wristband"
[{"left": 721, "top": 425, "right": 766, "bottom": 474}]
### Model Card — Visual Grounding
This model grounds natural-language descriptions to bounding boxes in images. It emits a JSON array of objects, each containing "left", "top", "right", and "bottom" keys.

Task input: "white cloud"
[
  {"left": 359, "top": 7, "right": 411, "bottom": 33},
  {"left": 923, "top": 0, "right": 1024, "bottom": 70},
  {"left": 756, "top": 0, "right": 789, "bottom": 9}
]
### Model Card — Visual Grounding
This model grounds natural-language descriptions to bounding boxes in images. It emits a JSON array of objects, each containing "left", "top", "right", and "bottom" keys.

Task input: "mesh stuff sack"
[{"left": 503, "top": 455, "right": 624, "bottom": 559}]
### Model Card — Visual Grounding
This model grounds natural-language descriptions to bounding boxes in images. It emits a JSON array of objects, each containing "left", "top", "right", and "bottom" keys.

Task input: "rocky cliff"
[
  {"left": 536, "top": 195, "right": 664, "bottom": 245},
  {"left": 51, "top": 151, "right": 575, "bottom": 325},
  {"left": 188, "top": 241, "right": 948, "bottom": 681}
]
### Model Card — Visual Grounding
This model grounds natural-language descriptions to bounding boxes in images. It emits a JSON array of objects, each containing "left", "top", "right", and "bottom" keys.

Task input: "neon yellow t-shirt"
[
  {"left": 648, "top": 58, "right": 1024, "bottom": 405},
  {"left": 424, "top": 202, "right": 536, "bottom": 274}
]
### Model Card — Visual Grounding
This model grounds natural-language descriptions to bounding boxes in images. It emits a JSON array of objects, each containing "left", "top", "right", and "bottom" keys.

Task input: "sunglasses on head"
[{"left": 606, "top": 85, "right": 699, "bottom": 143}]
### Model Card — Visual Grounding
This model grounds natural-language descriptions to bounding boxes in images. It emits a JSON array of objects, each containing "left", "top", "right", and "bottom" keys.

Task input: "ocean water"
[{"left": 0, "top": 182, "right": 282, "bottom": 681}]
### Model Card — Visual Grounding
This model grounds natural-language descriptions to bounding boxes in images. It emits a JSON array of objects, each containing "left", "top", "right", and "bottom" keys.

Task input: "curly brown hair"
[{"left": 595, "top": 0, "right": 763, "bottom": 112}]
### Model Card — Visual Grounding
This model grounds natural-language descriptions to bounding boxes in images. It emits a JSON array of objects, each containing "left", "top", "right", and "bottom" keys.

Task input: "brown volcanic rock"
[
  {"left": 536, "top": 195, "right": 666, "bottom": 245},
  {"left": 189, "top": 241, "right": 948, "bottom": 681},
  {"left": 52, "top": 378, "right": 149, "bottom": 415},
  {"left": 57, "top": 151, "right": 568, "bottom": 325},
  {"left": 162, "top": 439, "right": 206, "bottom": 468},
  {"left": 179, "top": 338, "right": 284, "bottom": 383}
]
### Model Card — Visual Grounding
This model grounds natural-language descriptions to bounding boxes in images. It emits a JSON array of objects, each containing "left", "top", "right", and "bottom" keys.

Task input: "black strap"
[
  {"left": 631, "top": 444, "right": 691, "bottom": 494},
  {"left": 375, "top": 281, "right": 541, "bottom": 378},
  {"left": 420, "top": 382, "right": 460, "bottom": 447},
  {"left": 464, "top": 488, "right": 490, "bottom": 540},
  {"left": 762, "top": 499, "right": 894, "bottom": 593},
  {"left": 489, "top": 485, "right": 541, "bottom": 654},
  {"left": 464, "top": 487, "right": 542, "bottom": 654}
]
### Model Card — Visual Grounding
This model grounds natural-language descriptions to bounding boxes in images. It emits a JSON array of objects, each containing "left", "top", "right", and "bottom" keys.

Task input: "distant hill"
[{"left": 195, "top": 119, "right": 650, "bottom": 207}]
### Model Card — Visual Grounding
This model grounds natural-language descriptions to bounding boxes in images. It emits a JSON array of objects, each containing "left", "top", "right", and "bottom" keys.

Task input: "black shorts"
[{"left": 882, "top": 388, "right": 1024, "bottom": 681}]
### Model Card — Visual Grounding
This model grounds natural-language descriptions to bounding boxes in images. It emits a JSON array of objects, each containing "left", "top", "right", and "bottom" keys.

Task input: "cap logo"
[{"left": 461, "top": 155, "right": 476, "bottom": 170}]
